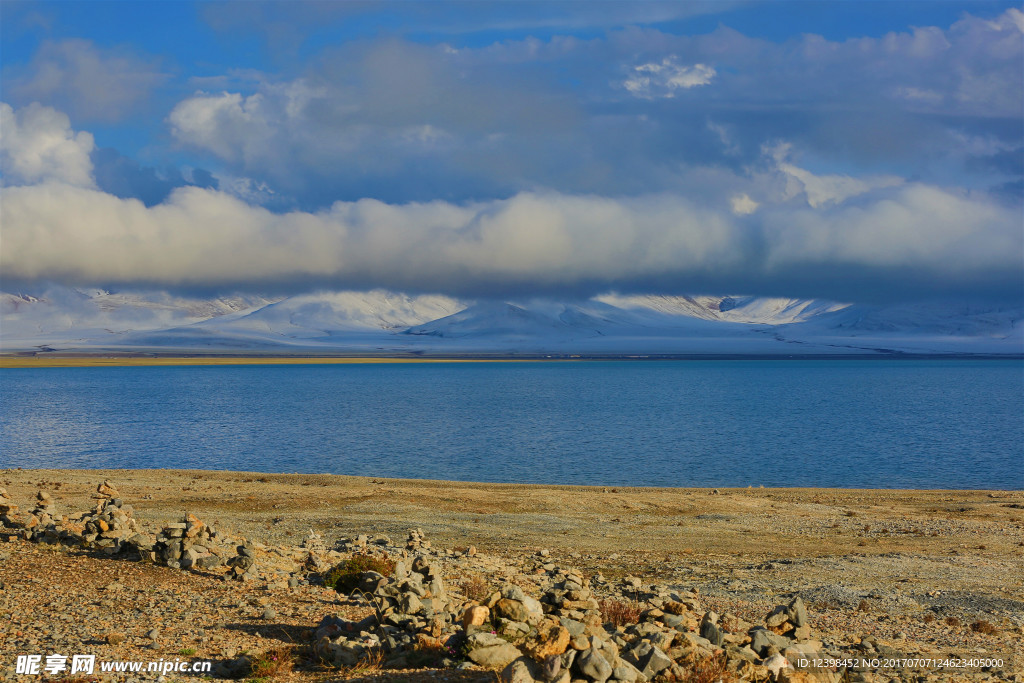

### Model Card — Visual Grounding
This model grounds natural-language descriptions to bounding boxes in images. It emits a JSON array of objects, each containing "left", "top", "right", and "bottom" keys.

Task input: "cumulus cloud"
[
  {"left": 730, "top": 193, "right": 758, "bottom": 215},
  {"left": 762, "top": 184, "right": 1022, "bottom": 276},
  {"left": 766, "top": 142, "right": 904, "bottom": 208},
  {"left": 156, "top": 8, "right": 1023, "bottom": 209},
  {"left": 6, "top": 40, "right": 169, "bottom": 122},
  {"left": 0, "top": 102, "right": 95, "bottom": 187},
  {"left": 622, "top": 57, "right": 715, "bottom": 98},
  {"left": 3, "top": 102, "right": 1019, "bottom": 302},
  {"left": 2, "top": 177, "right": 1020, "bottom": 302}
]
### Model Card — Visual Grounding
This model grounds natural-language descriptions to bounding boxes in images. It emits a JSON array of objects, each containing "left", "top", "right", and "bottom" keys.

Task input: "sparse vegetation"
[
  {"left": 323, "top": 553, "right": 396, "bottom": 594},
  {"left": 179, "top": 647, "right": 197, "bottom": 656},
  {"left": 969, "top": 619, "right": 998, "bottom": 635},
  {"left": 247, "top": 647, "right": 295, "bottom": 679},
  {"left": 599, "top": 597, "right": 642, "bottom": 627},
  {"left": 945, "top": 616, "right": 961, "bottom": 628},
  {"left": 922, "top": 613, "right": 935, "bottom": 624},
  {"left": 670, "top": 652, "right": 737, "bottom": 683},
  {"left": 340, "top": 649, "right": 385, "bottom": 677},
  {"left": 857, "top": 599, "right": 870, "bottom": 612},
  {"left": 460, "top": 573, "right": 491, "bottom": 601},
  {"left": 406, "top": 636, "right": 456, "bottom": 668}
]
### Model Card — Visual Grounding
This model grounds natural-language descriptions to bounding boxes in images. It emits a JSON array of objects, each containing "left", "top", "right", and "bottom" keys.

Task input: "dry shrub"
[
  {"left": 669, "top": 652, "right": 737, "bottom": 683},
  {"left": 922, "top": 613, "right": 936, "bottom": 624},
  {"left": 599, "top": 598, "right": 642, "bottom": 627},
  {"left": 249, "top": 647, "right": 295, "bottom": 678},
  {"left": 460, "top": 573, "right": 490, "bottom": 602},
  {"left": 720, "top": 614, "right": 741, "bottom": 633},
  {"left": 343, "top": 649, "right": 385, "bottom": 677},
  {"left": 945, "top": 616, "right": 961, "bottom": 628},
  {"left": 407, "top": 636, "right": 454, "bottom": 668},
  {"left": 323, "top": 552, "right": 396, "bottom": 594},
  {"left": 969, "top": 620, "right": 998, "bottom": 635},
  {"left": 857, "top": 599, "right": 870, "bottom": 612}
]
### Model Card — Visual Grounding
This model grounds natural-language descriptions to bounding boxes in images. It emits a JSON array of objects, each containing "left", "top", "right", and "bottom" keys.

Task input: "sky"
[{"left": 1, "top": 1, "right": 1022, "bottom": 304}]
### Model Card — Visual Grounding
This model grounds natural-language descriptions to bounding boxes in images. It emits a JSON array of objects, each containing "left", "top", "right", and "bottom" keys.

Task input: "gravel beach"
[{"left": 1, "top": 469, "right": 1021, "bottom": 682}]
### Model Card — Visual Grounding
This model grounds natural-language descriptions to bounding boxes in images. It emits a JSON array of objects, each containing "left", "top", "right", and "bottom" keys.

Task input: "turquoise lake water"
[{"left": 1, "top": 360, "right": 1021, "bottom": 489}]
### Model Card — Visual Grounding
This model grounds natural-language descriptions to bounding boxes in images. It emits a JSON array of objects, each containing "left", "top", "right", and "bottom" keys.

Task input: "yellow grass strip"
[{"left": 0, "top": 355, "right": 533, "bottom": 369}]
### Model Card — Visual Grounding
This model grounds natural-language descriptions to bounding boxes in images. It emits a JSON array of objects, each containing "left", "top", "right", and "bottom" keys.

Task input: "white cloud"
[
  {"left": 2, "top": 176, "right": 1018, "bottom": 300},
  {"left": 730, "top": 193, "right": 758, "bottom": 215},
  {"left": 623, "top": 57, "right": 715, "bottom": 99},
  {"left": 707, "top": 120, "right": 740, "bottom": 156},
  {"left": 0, "top": 102, "right": 95, "bottom": 187},
  {"left": 152, "top": 9, "right": 1023, "bottom": 206},
  {"left": 764, "top": 142, "right": 904, "bottom": 208},
  {"left": 168, "top": 92, "right": 275, "bottom": 164},
  {"left": 8, "top": 40, "right": 168, "bottom": 122},
  {"left": 0, "top": 184, "right": 739, "bottom": 290},
  {"left": 763, "top": 184, "right": 1022, "bottom": 273}
]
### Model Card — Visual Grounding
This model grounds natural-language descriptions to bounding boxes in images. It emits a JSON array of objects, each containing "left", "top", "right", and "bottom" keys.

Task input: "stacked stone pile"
[
  {"left": 0, "top": 482, "right": 148, "bottom": 553},
  {"left": 29, "top": 490, "right": 56, "bottom": 529},
  {"left": 0, "top": 483, "right": 905, "bottom": 682},
  {"left": 310, "top": 553, "right": 838, "bottom": 683},
  {"left": 313, "top": 553, "right": 456, "bottom": 668},
  {"left": 407, "top": 527, "right": 431, "bottom": 550},
  {"left": 0, "top": 487, "right": 21, "bottom": 528},
  {"left": 0, "top": 484, "right": 260, "bottom": 576},
  {"left": 148, "top": 513, "right": 225, "bottom": 570}
]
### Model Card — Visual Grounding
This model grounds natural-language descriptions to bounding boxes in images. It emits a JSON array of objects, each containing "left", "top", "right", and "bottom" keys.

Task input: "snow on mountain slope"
[
  {"left": 598, "top": 293, "right": 850, "bottom": 324},
  {"left": 2, "top": 287, "right": 1020, "bottom": 355},
  {"left": 402, "top": 298, "right": 807, "bottom": 356},
  {"left": 770, "top": 300, "right": 1024, "bottom": 354},
  {"left": 797, "top": 300, "right": 1022, "bottom": 336},
  {"left": 169, "top": 290, "right": 464, "bottom": 345},
  {"left": 0, "top": 287, "right": 277, "bottom": 347}
]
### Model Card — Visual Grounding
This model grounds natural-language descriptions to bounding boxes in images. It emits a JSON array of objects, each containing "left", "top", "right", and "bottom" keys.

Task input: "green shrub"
[{"left": 323, "top": 553, "right": 396, "bottom": 594}]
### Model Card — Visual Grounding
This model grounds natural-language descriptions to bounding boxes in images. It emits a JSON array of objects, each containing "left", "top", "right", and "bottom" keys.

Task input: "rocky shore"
[{"left": 1, "top": 470, "right": 1022, "bottom": 682}]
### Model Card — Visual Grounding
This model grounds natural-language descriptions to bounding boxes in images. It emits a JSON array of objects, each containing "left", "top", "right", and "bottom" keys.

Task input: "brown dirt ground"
[{"left": 2, "top": 469, "right": 1023, "bottom": 681}]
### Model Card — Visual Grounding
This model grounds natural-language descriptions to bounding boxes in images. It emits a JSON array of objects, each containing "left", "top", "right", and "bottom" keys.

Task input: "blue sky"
[{"left": 1, "top": 1, "right": 1022, "bottom": 302}]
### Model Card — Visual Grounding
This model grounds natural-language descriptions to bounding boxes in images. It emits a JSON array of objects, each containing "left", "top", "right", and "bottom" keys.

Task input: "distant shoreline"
[
  {"left": 2, "top": 352, "right": 1022, "bottom": 368},
  {"left": 2, "top": 467, "right": 1019, "bottom": 493}
]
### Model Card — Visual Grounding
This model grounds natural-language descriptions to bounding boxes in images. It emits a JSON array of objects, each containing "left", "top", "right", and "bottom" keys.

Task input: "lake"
[{"left": 1, "top": 360, "right": 1021, "bottom": 489}]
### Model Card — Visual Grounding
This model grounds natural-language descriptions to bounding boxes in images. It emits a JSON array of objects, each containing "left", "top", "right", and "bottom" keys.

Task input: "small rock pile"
[
  {"left": 148, "top": 513, "right": 237, "bottom": 572},
  {"left": 28, "top": 490, "right": 57, "bottom": 530},
  {"left": 314, "top": 554, "right": 455, "bottom": 668},
  {"left": 0, "top": 483, "right": 265, "bottom": 580},
  {"left": 0, "top": 487, "right": 20, "bottom": 528},
  {"left": 407, "top": 527, "right": 431, "bottom": 550},
  {"left": 310, "top": 548, "right": 837, "bottom": 683},
  {"left": 0, "top": 482, "right": 147, "bottom": 553}
]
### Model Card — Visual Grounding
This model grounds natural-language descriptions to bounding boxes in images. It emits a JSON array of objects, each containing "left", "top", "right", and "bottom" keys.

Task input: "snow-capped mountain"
[
  {"left": 1, "top": 286, "right": 1020, "bottom": 355},
  {"left": 0, "top": 288, "right": 279, "bottom": 347}
]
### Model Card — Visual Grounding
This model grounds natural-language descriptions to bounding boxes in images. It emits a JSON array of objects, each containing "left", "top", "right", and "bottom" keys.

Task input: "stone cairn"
[
  {"left": 2, "top": 485, "right": 839, "bottom": 682},
  {"left": 311, "top": 535, "right": 837, "bottom": 683},
  {"left": 0, "top": 488, "right": 19, "bottom": 527},
  {"left": 0, "top": 481, "right": 145, "bottom": 552},
  {"left": 150, "top": 513, "right": 221, "bottom": 569},
  {"left": 407, "top": 527, "right": 431, "bottom": 550},
  {"left": 0, "top": 483, "right": 256, "bottom": 576}
]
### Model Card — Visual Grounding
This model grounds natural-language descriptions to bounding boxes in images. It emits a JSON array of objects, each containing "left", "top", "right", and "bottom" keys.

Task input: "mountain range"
[{"left": 2, "top": 287, "right": 1021, "bottom": 356}]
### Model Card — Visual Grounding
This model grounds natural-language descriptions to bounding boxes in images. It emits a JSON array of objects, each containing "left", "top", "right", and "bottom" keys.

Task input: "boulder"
[
  {"left": 501, "top": 656, "right": 543, "bottom": 683},
  {"left": 575, "top": 648, "right": 612, "bottom": 683},
  {"left": 463, "top": 605, "right": 490, "bottom": 628},
  {"left": 622, "top": 642, "right": 672, "bottom": 680},
  {"left": 469, "top": 642, "right": 523, "bottom": 670},
  {"left": 524, "top": 620, "right": 570, "bottom": 659}
]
